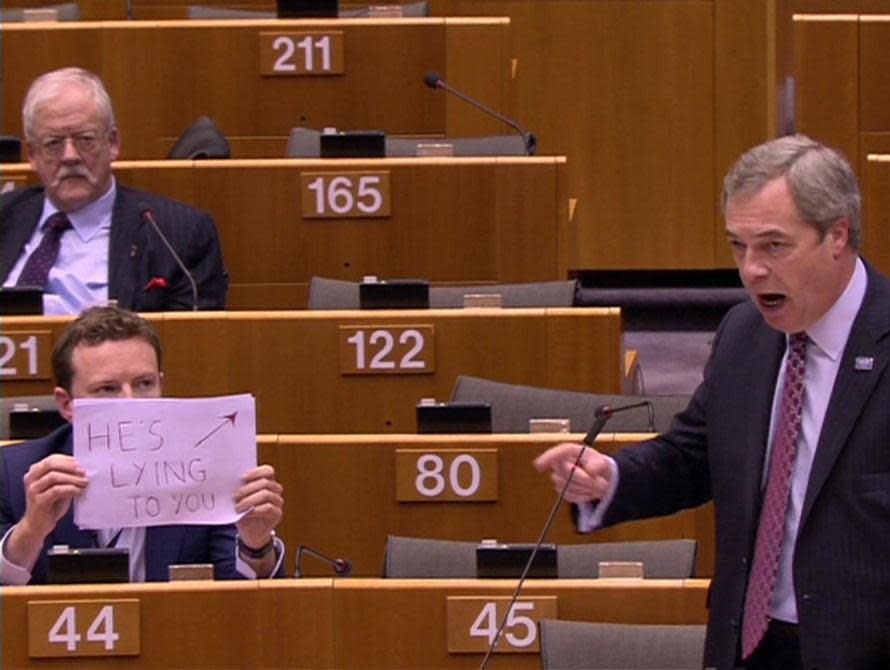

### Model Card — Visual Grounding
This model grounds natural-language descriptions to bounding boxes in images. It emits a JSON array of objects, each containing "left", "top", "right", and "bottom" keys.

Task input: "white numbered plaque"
[{"left": 395, "top": 449, "right": 498, "bottom": 501}]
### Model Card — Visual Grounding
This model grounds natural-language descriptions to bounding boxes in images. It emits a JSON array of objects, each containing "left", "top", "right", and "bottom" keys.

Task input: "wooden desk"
[
  {"left": 331, "top": 578, "right": 709, "bottom": 669},
  {"left": 864, "top": 154, "right": 890, "bottom": 275},
  {"left": 0, "top": 579, "right": 334, "bottom": 669},
  {"left": 259, "top": 433, "right": 715, "bottom": 579},
  {"left": 427, "top": 0, "right": 793, "bottom": 271},
  {"left": 0, "top": 578, "right": 707, "bottom": 669},
  {"left": 0, "top": 308, "right": 625, "bottom": 433},
  {"left": 794, "top": 15, "right": 890, "bottom": 275},
  {"left": 794, "top": 13, "right": 890, "bottom": 172},
  {"left": 1, "top": 1, "right": 794, "bottom": 272},
  {"left": 0, "top": 18, "right": 511, "bottom": 158},
  {"left": 1, "top": 156, "right": 569, "bottom": 309}
]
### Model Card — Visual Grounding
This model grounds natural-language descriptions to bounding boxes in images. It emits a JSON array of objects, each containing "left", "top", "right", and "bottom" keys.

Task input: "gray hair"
[
  {"left": 722, "top": 134, "right": 862, "bottom": 250},
  {"left": 22, "top": 67, "right": 116, "bottom": 142}
]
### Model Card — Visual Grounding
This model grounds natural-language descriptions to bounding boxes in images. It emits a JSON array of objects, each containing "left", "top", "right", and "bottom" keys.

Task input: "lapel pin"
[
  {"left": 854, "top": 356, "right": 874, "bottom": 371},
  {"left": 130, "top": 244, "right": 138, "bottom": 258}
]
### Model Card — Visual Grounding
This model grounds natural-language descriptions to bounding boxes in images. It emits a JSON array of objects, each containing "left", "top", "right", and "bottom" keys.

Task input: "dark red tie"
[
  {"left": 742, "top": 332, "right": 808, "bottom": 659},
  {"left": 16, "top": 212, "right": 72, "bottom": 289}
]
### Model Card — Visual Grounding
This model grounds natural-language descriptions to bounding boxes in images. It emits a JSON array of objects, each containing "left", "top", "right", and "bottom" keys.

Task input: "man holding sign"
[{"left": 0, "top": 306, "right": 285, "bottom": 584}]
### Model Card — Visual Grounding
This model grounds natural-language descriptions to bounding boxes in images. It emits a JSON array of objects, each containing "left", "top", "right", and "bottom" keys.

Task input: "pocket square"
[{"left": 144, "top": 276, "right": 169, "bottom": 291}]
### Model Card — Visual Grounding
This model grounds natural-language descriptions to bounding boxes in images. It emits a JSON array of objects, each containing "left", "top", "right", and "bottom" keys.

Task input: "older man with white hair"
[{"left": 0, "top": 67, "right": 227, "bottom": 313}]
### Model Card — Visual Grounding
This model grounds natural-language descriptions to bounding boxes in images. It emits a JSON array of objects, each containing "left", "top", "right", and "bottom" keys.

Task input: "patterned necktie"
[
  {"left": 741, "top": 332, "right": 808, "bottom": 660},
  {"left": 15, "top": 212, "right": 72, "bottom": 289}
]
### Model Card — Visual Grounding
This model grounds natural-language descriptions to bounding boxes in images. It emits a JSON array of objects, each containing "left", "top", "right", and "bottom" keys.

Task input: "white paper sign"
[{"left": 73, "top": 394, "right": 256, "bottom": 529}]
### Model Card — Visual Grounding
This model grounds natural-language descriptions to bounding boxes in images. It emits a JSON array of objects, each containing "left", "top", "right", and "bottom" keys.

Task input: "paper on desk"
[{"left": 72, "top": 394, "right": 256, "bottom": 529}]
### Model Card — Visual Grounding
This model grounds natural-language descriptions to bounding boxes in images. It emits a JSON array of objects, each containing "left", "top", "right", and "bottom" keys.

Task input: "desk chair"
[
  {"left": 539, "top": 620, "right": 706, "bottom": 669},
  {"left": 307, "top": 277, "right": 579, "bottom": 310},
  {"left": 450, "top": 375, "right": 689, "bottom": 433},
  {"left": 383, "top": 535, "right": 476, "bottom": 578},
  {"left": 558, "top": 539, "right": 697, "bottom": 579},
  {"left": 383, "top": 536, "right": 697, "bottom": 579},
  {"left": 167, "top": 116, "right": 231, "bottom": 159},
  {"left": 286, "top": 127, "right": 530, "bottom": 157}
]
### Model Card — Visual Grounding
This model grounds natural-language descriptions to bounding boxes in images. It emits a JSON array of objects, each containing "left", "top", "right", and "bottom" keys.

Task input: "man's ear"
[
  {"left": 107, "top": 126, "right": 121, "bottom": 161},
  {"left": 54, "top": 386, "right": 75, "bottom": 423},
  {"left": 829, "top": 218, "right": 851, "bottom": 256}
]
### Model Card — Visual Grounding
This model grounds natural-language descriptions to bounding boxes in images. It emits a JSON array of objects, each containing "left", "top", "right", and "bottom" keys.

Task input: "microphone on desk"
[
  {"left": 295, "top": 544, "right": 353, "bottom": 578},
  {"left": 423, "top": 72, "right": 537, "bottom": 156},
  {"left": 138, "top": 203, "right": 199, "bottom": 311},
  {"left": 477, "top": 399, "right": 654, "bottom": 670},
  {"left": 583, "top": 400, "right": 655, "bottom": 444}
]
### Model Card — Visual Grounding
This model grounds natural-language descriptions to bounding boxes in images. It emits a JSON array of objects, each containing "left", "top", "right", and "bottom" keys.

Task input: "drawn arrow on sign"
[{"left": 194, "top": 411, "right": 238, "bottom": 448}]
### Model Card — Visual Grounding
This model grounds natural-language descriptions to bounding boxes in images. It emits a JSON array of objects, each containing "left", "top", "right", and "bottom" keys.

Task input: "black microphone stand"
[{"left": 477, "top": 400, "right": 653, "bottom": 669}]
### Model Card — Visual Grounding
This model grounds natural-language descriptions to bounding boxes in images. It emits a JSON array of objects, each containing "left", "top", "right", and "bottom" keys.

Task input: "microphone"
[
  {"left": 477, "top": 399, "right": 653, "bottom": 669},
  {"left": 138, "top": 203, "right": 199, "bottom": 311},
  {"left": 294, "top": 544, "right": 352, "bottom": 577},
  {"left": 584, "top": 400, "right": 655, "bottom": 443},
  {"left": 423, "top": 72, "right": 537, "bottom": 156}
]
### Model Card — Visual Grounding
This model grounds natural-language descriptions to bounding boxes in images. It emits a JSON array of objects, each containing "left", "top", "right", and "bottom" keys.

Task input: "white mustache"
[{"left": 53, "top": 166, "right": 96, "bottom": 186}]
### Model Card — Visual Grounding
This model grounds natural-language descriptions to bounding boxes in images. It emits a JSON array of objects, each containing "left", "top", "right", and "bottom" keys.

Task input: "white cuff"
[
  {"left": 576, "top": 457, "right": 620, "bottom": 532},
  {"left": 0, "top": 525, "right": 34, "bottom": 585},
  {"left": 235, "top": 535, "right": 285, "bottom": 579}
]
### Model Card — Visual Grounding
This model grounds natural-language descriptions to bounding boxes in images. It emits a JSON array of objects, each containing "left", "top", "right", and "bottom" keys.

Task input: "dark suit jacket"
[
  {"left": 0, "top": 425, "right": 240, "bottom": 583},
  {"left": 601, "top": 261, "right": 890, "bottom": 670},
  {"left": 0, "top": 185, "right": 227, "bottom": 311}
]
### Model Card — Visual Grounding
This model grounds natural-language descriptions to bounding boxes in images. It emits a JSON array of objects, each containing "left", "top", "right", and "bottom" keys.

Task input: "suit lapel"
[
  {"left": 801, "top": 265, "right": 890, "bottom": 525},
  {"left": 108, "top": 186, "right": 144, "bottom": 307},
  {"left": 0, "top": 189, "right": 44, "bottom": 282}
]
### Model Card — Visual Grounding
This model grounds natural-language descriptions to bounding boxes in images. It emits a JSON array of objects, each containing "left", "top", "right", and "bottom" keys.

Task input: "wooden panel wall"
[
  {"left": 794, "top": 14, "right": 890, "bottom": 274},
  {"left": 0, "top": 19, "right": 511, "bottom": 158},
  {"left": 0, "top": 308, "right": 625, "bottom": 433},
  {"left": 260, "top": 433, "right": 716, "bottom": 578},
  {"left": 1, "top": 157, "right": 568, "bottom": 309},
  {"left": 1, "top": 1, "right": 791, "bottom": 271}
]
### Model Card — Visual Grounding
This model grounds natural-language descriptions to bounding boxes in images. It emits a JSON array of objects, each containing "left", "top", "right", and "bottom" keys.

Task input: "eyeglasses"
[{"left": 38, "top": 131, "right": 105, "bottom": 158}]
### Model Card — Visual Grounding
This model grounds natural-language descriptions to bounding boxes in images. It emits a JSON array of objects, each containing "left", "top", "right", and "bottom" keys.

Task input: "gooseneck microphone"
[
  {"left": 294, "top": 544, "right": 352, "bottom": 577},
  {"left": 477, "top": 399, "right": 655, "bottom": 669},
  {"left": 423, "top": 72, "right": 537, "bottom": 156},
  {"left": 137, "top": 203, "right": 199, "bottom": 311},
  {"left": 585, "top": 400, "right": 655, "bottom": 443}
]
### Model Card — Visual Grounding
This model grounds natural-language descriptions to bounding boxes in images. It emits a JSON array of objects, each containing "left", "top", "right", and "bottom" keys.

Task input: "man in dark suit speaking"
[
  {"left": 535, "top": 135, "right": 890, "bottom": 669},
  {"left": 0, "top": 67, "right": 227, "bottom": 314}
]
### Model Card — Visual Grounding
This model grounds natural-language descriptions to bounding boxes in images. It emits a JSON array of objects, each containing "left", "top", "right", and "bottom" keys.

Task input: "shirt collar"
[
  {"left": 803, "top": 256, "right": 867, "bottom": 361},
  {"left": 40, "top": 177, "right": 116, "bottom": 243}
]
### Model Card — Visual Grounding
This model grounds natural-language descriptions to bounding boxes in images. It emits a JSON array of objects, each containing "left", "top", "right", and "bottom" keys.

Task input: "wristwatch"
[{"left": 237, "top": 531, "right": 276, "bottom": 559}]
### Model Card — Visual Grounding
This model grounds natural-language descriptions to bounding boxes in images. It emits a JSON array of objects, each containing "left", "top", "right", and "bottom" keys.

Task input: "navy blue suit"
[
  {"left": 0, "top": 185, "right": 228, "bottom": 311},
  {"left": 600, "top": 262, "right": 890, "bottom": 669},
  {"left": 0, "top": 425, "right": 240, "bottom": 583}
]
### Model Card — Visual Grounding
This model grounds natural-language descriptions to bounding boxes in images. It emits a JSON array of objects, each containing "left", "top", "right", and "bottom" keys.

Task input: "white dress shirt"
[{"left": 768, "top": 257, "right": 866, "bottom": 621}]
